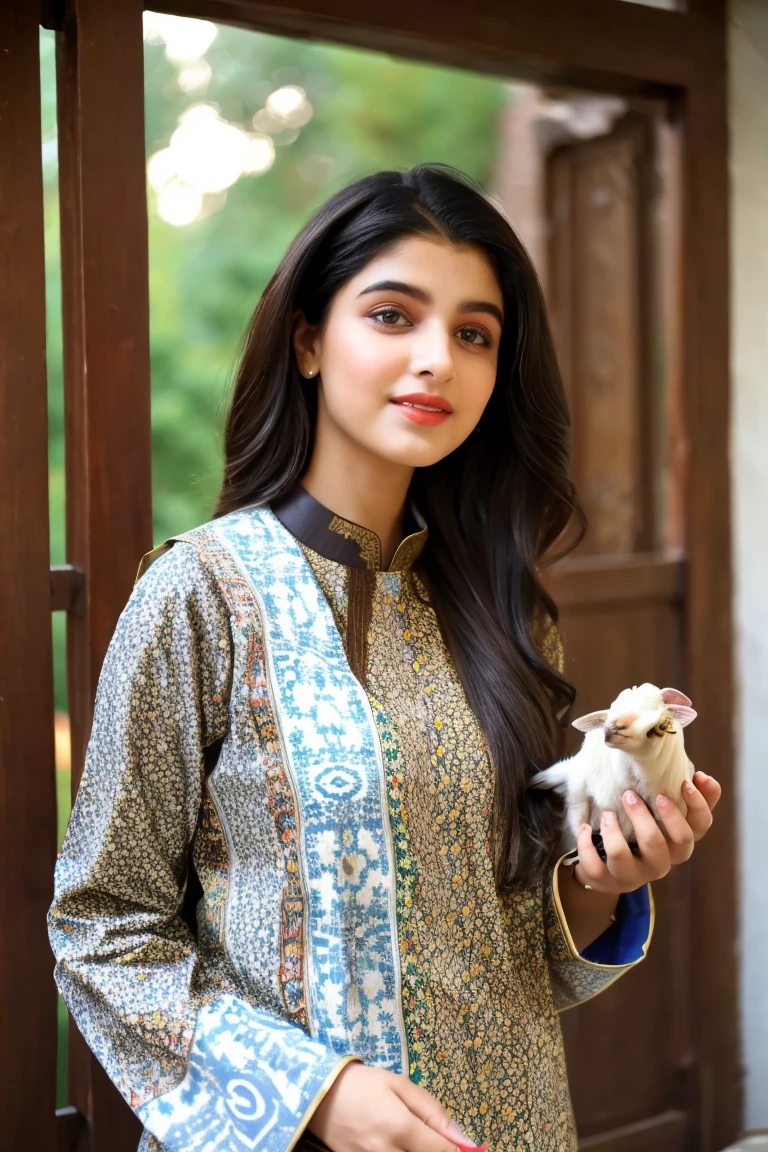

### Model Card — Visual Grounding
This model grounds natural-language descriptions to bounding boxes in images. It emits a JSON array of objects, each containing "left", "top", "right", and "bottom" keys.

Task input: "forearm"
[{"left": 557, "top": 863, "right": 620, "bottom": 953}]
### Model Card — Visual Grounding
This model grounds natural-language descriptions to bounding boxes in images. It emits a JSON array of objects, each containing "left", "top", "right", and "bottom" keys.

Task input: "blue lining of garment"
[{"left": 580, "top": 884, "right": 651, "bottom": 965}]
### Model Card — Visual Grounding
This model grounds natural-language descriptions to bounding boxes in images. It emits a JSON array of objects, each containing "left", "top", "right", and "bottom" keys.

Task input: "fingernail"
[
  {"left": 602, "top": 810, "right": 616, "bottom": 825},
  {"left": 580, "top": 823, "right": 592, "bottom": 836},
  {"left": 684, "top": 780, "right": 696, "bottom": 796},
  {"left": 624, "top": 790, "right": 638, "bottom": 806},
  {"left": 446, "top": 1122, "right": 475, "bottom": 1145},
  {"left": 656, "top": 794, "right": 669, "bottom": 809}
]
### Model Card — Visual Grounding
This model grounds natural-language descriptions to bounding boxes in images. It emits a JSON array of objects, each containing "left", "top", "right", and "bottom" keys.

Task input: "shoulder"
[
  {"left": 134, "top": 509, "right": 261, "bottom": 593},
  {"left": 131, "top": 508, "right": 283, "bottom": 628},
  {"left": 129, "top": 526, "right": 233, "bottom": 633},
  {"left": 134, "top": 534, "right": 216, "bottom": 598}
]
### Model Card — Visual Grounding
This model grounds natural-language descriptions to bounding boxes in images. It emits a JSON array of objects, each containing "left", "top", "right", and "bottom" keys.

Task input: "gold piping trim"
[
  {"left": 328, "top": 515, "right": 381, "bottom": 570},
  {"left": 551, "top": 854, "right": 656, "bottom": 969},
  {"left": 285, "top": 1055, "right": 362, "bottom": 1152},
  {"left": 389, "top": 525, "right": 429, "bottom": 572},
  {"left": 134, "top": 541, "right": 174, "bottom": 585}
]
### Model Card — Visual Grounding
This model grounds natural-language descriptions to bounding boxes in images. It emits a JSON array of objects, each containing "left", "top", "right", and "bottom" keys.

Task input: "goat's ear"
[
  {"left": 668, "top": 704, "right": 697, "bottom": 728},
  {"left": 661, "top": 687, "right": 692, "bottom": 707},
  {"left": 572, "top": 710, "right": 608, "bottom": 733}
]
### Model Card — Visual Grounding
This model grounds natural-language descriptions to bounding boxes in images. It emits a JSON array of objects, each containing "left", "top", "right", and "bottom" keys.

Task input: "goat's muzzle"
[{"left": 604, "top": 723, "right": 627, "bottom": 745}]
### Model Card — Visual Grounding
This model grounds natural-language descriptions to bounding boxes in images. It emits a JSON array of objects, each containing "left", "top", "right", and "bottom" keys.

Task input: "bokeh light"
[{"left": 143, "top": 13, "right": 218, "bottom": 63}]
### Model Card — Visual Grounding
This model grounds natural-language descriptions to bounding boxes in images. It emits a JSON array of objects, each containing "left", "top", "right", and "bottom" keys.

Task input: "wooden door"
[
  {"left": 543, "top": 114, "right": 698, "bottom": 1148},
  {"left": 1, "top": 2, "right": 734, "bottom": 1150}
]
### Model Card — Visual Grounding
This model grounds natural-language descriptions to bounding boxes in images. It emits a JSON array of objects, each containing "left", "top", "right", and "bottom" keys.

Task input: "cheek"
[{"left": 321, "top": 319, "right": 403, "bottom": 406}]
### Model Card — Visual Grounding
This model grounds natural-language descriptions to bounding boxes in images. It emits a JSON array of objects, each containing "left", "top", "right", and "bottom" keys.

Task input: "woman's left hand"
[{"left": 574, "top": 771, "right": 722, "bottom": 894}]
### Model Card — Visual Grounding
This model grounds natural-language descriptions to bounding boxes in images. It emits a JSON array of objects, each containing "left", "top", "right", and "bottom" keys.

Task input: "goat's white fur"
[{"left": 530, "top": 683, "right": 697, "bottom": 848}]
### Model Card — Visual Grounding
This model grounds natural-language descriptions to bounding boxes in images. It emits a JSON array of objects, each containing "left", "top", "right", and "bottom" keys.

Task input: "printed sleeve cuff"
[
  {"left": 551, "top": 854, "right": 655, "bottom": 968},
  {"left": 138, "top": 994, "right": 360, "bottom": 1152}
]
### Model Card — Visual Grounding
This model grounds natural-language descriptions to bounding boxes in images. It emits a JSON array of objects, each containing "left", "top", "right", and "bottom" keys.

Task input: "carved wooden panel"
[{"left": 548, "top": 115, "right": 657, "bottom": 555}]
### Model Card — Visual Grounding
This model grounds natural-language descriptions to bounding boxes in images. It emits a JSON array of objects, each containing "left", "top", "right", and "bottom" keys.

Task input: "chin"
[
  {"left": 382, "top": 444, "right": 454, "bottom": 469},
  {"left": 383, "top": 428, "right": 472, "bottom": 467}
]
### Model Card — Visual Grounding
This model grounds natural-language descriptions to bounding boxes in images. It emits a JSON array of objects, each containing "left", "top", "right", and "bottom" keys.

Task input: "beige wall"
[{"left": 730, "top": 0, "right": 768, "bottom": 1127}]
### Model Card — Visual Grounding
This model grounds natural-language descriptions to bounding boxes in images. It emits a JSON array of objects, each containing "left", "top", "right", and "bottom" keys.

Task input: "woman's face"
[{"left": 293, "top": 235, "right": 504, "bottom": 470}]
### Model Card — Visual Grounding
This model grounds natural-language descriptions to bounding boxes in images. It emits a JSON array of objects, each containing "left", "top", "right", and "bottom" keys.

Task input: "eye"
[
  {"left": 369, "top": 306, "right": 411, "bottom": 328},
  {"left": 456, "top": 325, "right": 492, "bottom": 347}
]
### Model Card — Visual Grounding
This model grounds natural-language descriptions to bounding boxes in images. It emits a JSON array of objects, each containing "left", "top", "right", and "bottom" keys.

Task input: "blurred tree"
[{"left": 42, "top": 21, "right": 507, "bottom": 711}]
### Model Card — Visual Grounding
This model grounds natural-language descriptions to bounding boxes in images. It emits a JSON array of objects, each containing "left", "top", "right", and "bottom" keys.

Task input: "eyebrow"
[{"left": 357, "top": 279, "right": 504, "bottom": 327}]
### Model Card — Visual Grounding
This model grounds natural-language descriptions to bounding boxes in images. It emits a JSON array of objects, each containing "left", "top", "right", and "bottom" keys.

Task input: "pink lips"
[{"left": 390, "top": 391, "right": 453, "bottom": 426}]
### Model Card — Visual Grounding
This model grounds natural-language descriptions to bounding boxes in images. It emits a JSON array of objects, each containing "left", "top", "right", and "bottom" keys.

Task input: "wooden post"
[
  {"left": 56, "top": 0, "right": 152, "bottom": 1145},
  {"left": 683, "top": 1, "right": 740, "bottom": 1147},
  {"left": 0, "top": 4, "right": 59, "bottom": 1148}
]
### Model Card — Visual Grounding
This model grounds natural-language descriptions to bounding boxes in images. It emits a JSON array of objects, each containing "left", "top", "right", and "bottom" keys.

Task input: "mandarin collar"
[{"left": 271, "top": 484, "right": 428, "bottom": 572}]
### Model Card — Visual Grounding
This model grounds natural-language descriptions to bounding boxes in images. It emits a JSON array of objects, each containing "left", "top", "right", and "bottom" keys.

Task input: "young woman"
[{"left": 49, "top": 165, "right": 720, "bottom": 1152}]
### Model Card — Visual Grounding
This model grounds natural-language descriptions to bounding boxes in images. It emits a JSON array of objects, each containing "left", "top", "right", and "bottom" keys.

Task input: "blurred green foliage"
[
  {"left": 42, "top": 16, "right": 507, "bottom": 1111},
  {"left": 42, "top": 25, "right": 506, "bottom": 696}
]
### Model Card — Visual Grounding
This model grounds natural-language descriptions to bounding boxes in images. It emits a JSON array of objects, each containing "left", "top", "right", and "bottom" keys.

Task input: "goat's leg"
[{"left": 565, "top": 790, "right": 592, "bottom": 847}]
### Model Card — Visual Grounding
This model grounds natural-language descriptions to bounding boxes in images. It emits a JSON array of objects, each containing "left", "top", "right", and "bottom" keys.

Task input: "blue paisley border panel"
[{"left": 211, "top": 507, "right": 406, "bottom": 1068}]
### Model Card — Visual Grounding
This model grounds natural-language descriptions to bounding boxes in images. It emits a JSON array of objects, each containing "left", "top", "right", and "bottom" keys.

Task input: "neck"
[
  {"left": 632, "top": 729, "right": 683, "bottom": 776},
  {"left": 302, "top": 412, "right": 415, "bottom": 569}
]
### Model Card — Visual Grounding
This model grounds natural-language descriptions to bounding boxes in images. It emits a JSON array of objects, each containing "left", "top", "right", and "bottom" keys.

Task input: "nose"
[
  {"left": 409, "top": 321, "right": 455, "bottom": 383},
  {"left": 604, "top": 722, "right": 628, "bottom": 743}
]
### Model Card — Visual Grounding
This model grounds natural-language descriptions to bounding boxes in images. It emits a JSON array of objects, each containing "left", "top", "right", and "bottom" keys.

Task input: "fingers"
[
  {"left": 392, "top": 1076, "right": 470, "bottom": 1152},
  {"left": 620, "top": 791, "right": 671, "bottom": 880},
  {"left": 574, "top": 821, "right": 614, "bottom": 891},
  {"left": 399, "top": 1115, "right": 466, "bottom": 1152},
  {"left": 655, "top": 794, "right": 695, "bottom": 864},
  {"left": 693, "top": 771, "right": 722, "bottom": 812},
  {"left": 676, "top": 776, "right": 715, "bottom": 840}
]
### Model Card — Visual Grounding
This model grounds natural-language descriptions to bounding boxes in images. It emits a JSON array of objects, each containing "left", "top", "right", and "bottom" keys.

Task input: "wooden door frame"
[{"left": 2, "top": 0, "right": 734, "bottom": 1148}]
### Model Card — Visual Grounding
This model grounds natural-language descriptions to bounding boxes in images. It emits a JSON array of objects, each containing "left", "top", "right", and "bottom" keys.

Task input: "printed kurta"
[{"left": 49, "top": 489, "right": 653, "bottom": 1152}]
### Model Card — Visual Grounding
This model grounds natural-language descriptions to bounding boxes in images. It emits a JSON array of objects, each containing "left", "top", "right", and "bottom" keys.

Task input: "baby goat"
[{"left": 530, "top": 683, "right": 697, "bottom": 847}]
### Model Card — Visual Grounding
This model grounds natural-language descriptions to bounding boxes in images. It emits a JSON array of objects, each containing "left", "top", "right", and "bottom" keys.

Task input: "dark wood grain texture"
[
  {"left": 51, "top": 566, "right": 86, "bottom": 615},
  {"left": 682, "top": 0, "right": 740, "bottom": 1145},
  {"left": 0, "top": 4, "right": 59, "bottom": 1149},
  {"left": 160, "top": 0, "right": 695, "bottom": 92},
  {"left": 544, "top": 554, "right": 685, "bottom": 609},
  {"left": 56, "top": 0, "right": 152, "bottom": 1144},
  {"left": 548, "top": 114, "right": 660, "bottom": 556},
  {"left": 56, "top": 1105, "right": 89, "bottom": 1152},
  {"left": 22, "top": 0, "right": 733, "bottom": 1147},
  {"left": 579, "top": 1110, "right": 687, "bottom": 1151}
]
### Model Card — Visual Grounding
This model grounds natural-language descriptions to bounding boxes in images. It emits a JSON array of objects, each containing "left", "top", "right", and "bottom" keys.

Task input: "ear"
[
  {"left": 667, "top": 704, "right": 697, "bottom": 728},
  {"left": 572, "top": 710, "right": 608, "bottom": 733},
  {"left": 291, "top": 310, "right": 323, "bottom": 378},
  {"left": 661, "top": 687, "right": 692, "bottom": 707}
]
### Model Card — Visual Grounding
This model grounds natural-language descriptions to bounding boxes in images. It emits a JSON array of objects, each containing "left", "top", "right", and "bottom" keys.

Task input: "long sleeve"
[
  {"left": 543, "top": 858, "right": 654, "bottom": 1012},
  {"left": 49, "top": 543, "right": 353, "bottom": 1152},
  {"left": 536, "top": 617, "right": 654, "bottom": 1012}
]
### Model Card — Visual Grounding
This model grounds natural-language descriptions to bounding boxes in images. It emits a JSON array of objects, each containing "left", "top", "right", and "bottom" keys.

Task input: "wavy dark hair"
[{"left": 215, "top": 164, "right": 583, "bottom": 890}]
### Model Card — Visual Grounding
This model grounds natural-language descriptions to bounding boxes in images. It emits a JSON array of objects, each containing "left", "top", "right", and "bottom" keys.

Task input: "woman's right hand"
[{"left": 306, "top": 1061, "right": 475, "bottom": 1152}]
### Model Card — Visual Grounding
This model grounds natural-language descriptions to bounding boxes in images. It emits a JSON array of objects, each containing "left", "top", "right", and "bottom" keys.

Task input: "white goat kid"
[{"left": 530, "top": 683, "right": 697, "bottom": 848}]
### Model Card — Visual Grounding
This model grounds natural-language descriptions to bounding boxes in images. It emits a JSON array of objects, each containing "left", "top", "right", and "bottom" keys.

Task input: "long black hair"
[{"left": 215, "top": 164, "right": 583, "bottom": 890}]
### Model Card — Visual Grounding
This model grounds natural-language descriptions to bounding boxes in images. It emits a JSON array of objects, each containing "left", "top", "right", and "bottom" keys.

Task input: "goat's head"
[{"left": 572, "top": 684, "right": 697, "bottom": 754}]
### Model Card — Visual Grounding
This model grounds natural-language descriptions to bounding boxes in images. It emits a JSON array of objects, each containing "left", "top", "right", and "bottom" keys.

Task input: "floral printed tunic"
[{"left": 49, "top": 486, "right": 652, "bottom": 1152}]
